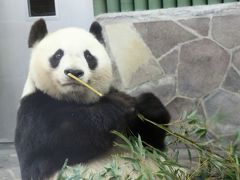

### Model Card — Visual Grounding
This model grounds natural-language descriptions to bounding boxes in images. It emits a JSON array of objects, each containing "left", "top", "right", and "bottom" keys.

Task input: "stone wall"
[{"left": 96, "top": 3, "right": 240, "bottom": 135}]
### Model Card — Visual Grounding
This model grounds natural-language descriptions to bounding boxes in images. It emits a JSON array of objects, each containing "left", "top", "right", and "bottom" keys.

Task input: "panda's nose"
[{"left": 64, "top": 69, "right": 84, "bottom": 78}]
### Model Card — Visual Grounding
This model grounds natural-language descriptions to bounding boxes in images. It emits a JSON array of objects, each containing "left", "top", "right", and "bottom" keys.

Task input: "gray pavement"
[{"left": 0, "top": 143, "right": 20, "bottom": 180}]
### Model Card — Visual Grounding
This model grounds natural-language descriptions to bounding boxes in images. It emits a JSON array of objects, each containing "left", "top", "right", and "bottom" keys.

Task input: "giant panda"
[{"left": 15, "top": 19, "right": 170, "bottom": 180}]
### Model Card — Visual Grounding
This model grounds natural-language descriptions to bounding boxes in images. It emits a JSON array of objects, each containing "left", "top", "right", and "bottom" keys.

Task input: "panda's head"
[{"left": 22, "top": 19, "right": 113, "bottom": 103}]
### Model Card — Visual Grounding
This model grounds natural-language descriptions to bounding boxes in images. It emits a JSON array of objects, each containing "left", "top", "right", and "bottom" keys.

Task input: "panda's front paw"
[
  {"left": 136, "top": 93, "right": 170, "bottom": 124},
  {"left": 103, "top": 91, "right": 137, "bottom": 117}
]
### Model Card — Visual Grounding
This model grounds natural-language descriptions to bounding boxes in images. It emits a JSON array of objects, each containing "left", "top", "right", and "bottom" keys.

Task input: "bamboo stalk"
[{"left": 67, "top": 73, "right": 103, "bottom": 97}]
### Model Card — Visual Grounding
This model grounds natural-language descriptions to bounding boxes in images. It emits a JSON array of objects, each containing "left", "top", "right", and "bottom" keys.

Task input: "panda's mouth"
[
  {"left": 62, "top": 82, "right": 82, "bottom": 87},
  {"left": 60, "top": 80, "right": 91, "bottom": 89}
]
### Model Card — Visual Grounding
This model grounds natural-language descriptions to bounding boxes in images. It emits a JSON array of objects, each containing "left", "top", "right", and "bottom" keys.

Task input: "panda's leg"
[
  {"left": 21, "top": 158, "right": 60, "bottom": 180},
  {"left": 130, "top": 93, "right": 171, "bottom": 150}
]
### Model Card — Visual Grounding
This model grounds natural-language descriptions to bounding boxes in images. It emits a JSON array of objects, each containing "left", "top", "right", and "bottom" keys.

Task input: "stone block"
[
  {"left": 222, "top": 67, "right": 240, "bottom": 93},
  {"left": 204, "top": 89, "right": 240, "bottom": 134},
  {"left": 159, "top": 48, "right": 179, "bottom": 75},
  {"left": 111, "top": 60, "right": 122, "bottom": 90},
  {"left": 130, "top": 76, "right": 176, "bottom": 105},
  {"left": 134, "top": 20, "right": 196, "bottom": 58},
  {"left": 233, "top": 48, "right": 240, "bottom": 71},
  {"left": 128, "top": 59, "right": 164, "bottom": 89},
  {"left": 178, "top": 39, "right": 230, "bottom": 98},
  {"left": 0, "top": 169, "right": 15, "bottom": 180},
  {"left": 105, "top": 23, "right": 162, "bottom": 88},
  {"left": 179, "top": 17, "right": 210, "bottom": 36},
  {"left": 212, "top": 14, "right": 240, "bottom": 49},
  {"left": 166, "top": 97, "right": 202, "bottom": 121}
]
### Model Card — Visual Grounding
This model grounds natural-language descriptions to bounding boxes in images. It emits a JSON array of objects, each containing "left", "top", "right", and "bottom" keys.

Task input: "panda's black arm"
[
  {"left": 15, "top": 91, "right": 135, "bottom": 180},
  {"left": 16, "top": 97, "right": 130, "bottom": 159},
  {"left": 131, "top": 93, "right": 171, "bottom": 150}
]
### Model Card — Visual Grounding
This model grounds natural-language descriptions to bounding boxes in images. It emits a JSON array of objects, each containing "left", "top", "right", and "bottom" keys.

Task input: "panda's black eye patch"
[
  {"left": 84, "top": 50, "right": 97, "bottom": 70},
  {"left": 49, "top": 49, "right": 64, "bottom": 68}
]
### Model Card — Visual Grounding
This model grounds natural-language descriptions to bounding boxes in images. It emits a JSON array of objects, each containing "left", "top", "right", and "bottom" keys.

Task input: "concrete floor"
[{"left": 0, "top": 143, "right": 20, "bottom": 180}]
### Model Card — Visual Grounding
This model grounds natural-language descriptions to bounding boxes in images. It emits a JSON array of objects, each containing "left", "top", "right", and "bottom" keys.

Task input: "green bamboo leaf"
[
  {"left": 193, "top": 127, "right": 207, "bottom": 138},
  {"left": 57, "top": 159, "right": 68, "bottom": 180},
  {"left": 113, "top": 142, "right": 130, "bottom": 150},
  {"left": 234, "top": 129, "right": 240, "bottom": 144},
  {"left": 112, "top": 130, "right": 134, "bottom": 152},
  {"left": 173, "top": 150, "right": 179, "bottom": 162},
  {"left": 187, "top": 148, "right": 192, "bottom": 163}
]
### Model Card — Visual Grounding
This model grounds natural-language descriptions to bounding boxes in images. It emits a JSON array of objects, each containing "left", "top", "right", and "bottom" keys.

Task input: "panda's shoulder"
[
  {"left": 18, "top": 90, "right": 63, "bottom": 117},
  {"left": 18, "top": 90, "right": 85, "bottom": 116},
  {"left": 20, "top": 90, "right": 53, "bottom": 107}
]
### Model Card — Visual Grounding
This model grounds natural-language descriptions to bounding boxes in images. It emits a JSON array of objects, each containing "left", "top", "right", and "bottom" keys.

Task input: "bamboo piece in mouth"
[
  {"left": 68, "top": 73, "right": 146, "bottom": 122},
  {"left": 67, "top": 73, "right": 103, "bottom": 97}
]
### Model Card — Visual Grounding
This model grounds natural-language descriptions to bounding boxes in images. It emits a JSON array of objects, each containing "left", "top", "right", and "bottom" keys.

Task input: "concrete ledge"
[{"left": 96, "top": 3, "right": 240, "bottom": 23}]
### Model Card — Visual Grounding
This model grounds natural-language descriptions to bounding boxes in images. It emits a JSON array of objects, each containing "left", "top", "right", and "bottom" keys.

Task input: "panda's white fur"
[{"left": 23, "top": 28, "right": 113, "bottom": 104}]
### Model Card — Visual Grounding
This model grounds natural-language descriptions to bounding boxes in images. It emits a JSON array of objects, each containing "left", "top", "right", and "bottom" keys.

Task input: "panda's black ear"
[
  {"left": 89, "top": 21, "right": 105, "bottom": 45},
  {"left": 28, "top": 19, "right": 48, "bottom": 48}
]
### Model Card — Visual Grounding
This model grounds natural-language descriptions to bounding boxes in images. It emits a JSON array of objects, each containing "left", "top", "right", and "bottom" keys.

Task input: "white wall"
[{"left": 0, "top": 0, "right": 94, "bottom": 142}]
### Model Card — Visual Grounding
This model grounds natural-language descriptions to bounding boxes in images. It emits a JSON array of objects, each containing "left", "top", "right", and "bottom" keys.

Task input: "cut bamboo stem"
[{"left": 67, "top": 73, "right": 103, "bottom": 97}]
